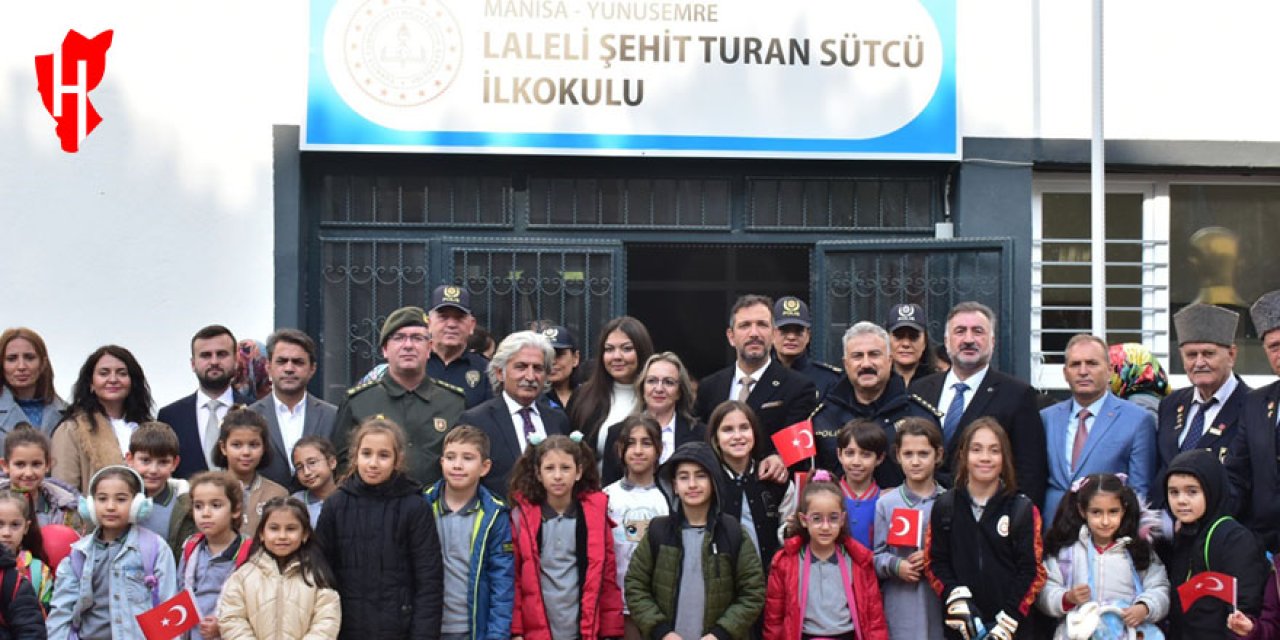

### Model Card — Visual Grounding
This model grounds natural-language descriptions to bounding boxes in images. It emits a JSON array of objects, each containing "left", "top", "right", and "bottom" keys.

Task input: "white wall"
[
  {"left": 0, "top": 1, "right": 306, "bottom": 404},
  {"left": 2, "top": 0, "right": 1277, "bottom": 404}
]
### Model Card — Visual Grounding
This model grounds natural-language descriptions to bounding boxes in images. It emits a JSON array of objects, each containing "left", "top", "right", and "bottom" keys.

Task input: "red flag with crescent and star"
[
  {"left": 136, "top": 589, "right": 200, "bottom": 640},
  {"left": 772, "top": 419, "right": 817, "bottom": 467},
  {"left": 886, "top": 507, "right": 924, "bottom": 548},
  {"left": 1178, "top": 571, "right": 1236, "bottom": 612}
]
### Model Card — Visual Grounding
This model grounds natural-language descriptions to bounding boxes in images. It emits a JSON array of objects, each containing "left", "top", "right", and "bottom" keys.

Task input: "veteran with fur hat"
[
  {"left": 1224, "top": 290, "right": 1280, "bottom": 552},
  {"left": 1153, "top": 304, "right": 1251, "bottom": 495},
  {"left": 332, "top": 305, "right": 466, "bottom": 485}
]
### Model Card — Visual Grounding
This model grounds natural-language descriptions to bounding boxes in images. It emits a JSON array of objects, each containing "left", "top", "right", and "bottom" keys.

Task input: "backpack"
[
  {"left": 181, "top": 534, "right": 254, "bottom": 590},
  {"left": 646, "top": 513, "right": 744, "bottom": 578},
  {"left": 0, "top": 567, "right": 30, "bottom": 626},
  {"left": 68, "top": 527, "right": 166, "bottom": 634}
]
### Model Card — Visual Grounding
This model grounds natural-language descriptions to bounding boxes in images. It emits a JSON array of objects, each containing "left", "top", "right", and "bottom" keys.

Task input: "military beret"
[
  {"left": 379, "top": 306, "right": 430, "bottom": 346},
  {"left": 1251, "top": 290, "right": 1280, "bottom": 339},
  {"left": 1173, "top": 303, "right": 1238, "bottom": 347}
]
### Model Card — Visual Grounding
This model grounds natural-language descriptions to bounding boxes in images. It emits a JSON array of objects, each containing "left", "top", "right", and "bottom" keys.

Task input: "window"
[{"left": 1033, "top": 177, "right": 1280, "bottom": 390}]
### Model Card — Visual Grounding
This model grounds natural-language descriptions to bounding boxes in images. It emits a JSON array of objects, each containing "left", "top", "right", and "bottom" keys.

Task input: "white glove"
[
  {"left": 944, "top": 587, "right": 986, "bottom": 640},
  {"left": 986, "top": 611, "right": 1019, "bottom": 640}
]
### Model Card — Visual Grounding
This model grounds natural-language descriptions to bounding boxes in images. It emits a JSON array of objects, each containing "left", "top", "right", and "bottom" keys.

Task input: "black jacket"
[
  {"left": 811, "top": 374, "right": 942, "bottom": 487},
  {"left": 315, "top": 473, "right": 443, "bottom": 640},
  {"left": 601, "top": 413, "right": 706, "bottom": 487},
  {"left": 1155, "top": 378, "right": 1250, "bottom": 495},
  {"left": 1159, "top": 449, "right": 1267, "bottom": 639},
  {"left": 911, "top": 369, "right": 1049, "bottom": 507},
  {"left": 924, "top": 486, "right": 1046, "bottom": 633},
  {"left": 715, "top": 459, "right": 787, "bottom": 570},
  {"left": 459, "top": 396, "right": 571, "bottom": 497},
  {"left": 0, "top": 547, "right": 45, "bottom": 640},
  {"left": 1225, "top": 380, "right": 1280, "bottom": 551},
  {"left": 694, "top": 361, "right": 818, "bottom": 457}
]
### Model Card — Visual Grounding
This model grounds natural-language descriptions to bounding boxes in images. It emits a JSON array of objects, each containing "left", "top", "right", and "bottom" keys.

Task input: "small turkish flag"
[
  {"left": 886, "top": 508, "right": 924, "bottom": 548},
  {"left": 772, "top": 420, "right": 817, "bottom": 467},
  {"left": 1178, "top": 571, "right": 1236, "bottom": 612},
  {"left": 136, "top": 589, "right": 200, "bottom": 640}
]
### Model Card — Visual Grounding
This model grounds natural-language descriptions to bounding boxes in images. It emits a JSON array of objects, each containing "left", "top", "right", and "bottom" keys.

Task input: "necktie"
[
  {"left": 518, "top": 406, "right": 536, "bottom": 449},
  {"left": 1071, "top": 409, "right": 1092, "bottom": 471},
  {"left": 942, "top": 382, "right": 969, "bottom": 441},
  {"left": 1181, "top": 398, "right": 1219, "bottom": 452},
  {"left": 737, "top": 376, "right": 755, "bottom": 403},
  {"left": 205, "top": 398, "right": 223, "bottom": 466}
]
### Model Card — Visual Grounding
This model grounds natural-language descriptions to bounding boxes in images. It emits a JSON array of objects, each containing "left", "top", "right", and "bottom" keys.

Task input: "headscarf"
[{"left": 1108, "top": 342, "right": 1170, "bottom": 400}]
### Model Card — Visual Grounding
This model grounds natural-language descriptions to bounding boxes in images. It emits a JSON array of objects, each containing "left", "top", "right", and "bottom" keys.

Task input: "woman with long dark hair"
[
  {"left": 50, "top": 345, "right": 153, "bottom": 493},
  {"left": 0, "top": 328, "right": 66, "bottom": 436},
  {"left": 567, "top": 316, "right": 654, "bottom": 465}
]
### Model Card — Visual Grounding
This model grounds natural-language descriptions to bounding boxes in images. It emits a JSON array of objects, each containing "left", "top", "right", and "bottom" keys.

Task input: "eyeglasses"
[
  {"left": 644, "top": 377, "right": 679, "bottom": 388},
  {"left": 388, "top": 333, "right": 430, "bottom": 345},
  {"left": 294, "top": 457, "right": 330, "bottom": 472},
  {"left": 800, "top": 513, "right": 845, "bottom": 526}
]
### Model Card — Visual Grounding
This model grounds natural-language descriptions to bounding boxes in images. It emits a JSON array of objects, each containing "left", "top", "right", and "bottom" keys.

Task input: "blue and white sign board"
[{"left": 305, "top": 0, "right": 957, "bottom": 159}]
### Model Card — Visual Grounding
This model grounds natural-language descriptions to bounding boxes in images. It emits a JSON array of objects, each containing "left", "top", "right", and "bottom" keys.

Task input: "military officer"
[
  {"left": 426, "top": 284, "right": 494, "bottom": 408},
  {"left": 334, "top": 306, "right": 466, "bottom": 485},
  {"left": 772, "top": 296, "right": 842, "bottom": 398}
]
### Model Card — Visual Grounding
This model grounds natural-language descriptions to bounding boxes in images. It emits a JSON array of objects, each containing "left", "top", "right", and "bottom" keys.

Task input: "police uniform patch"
[
  {"left": 466, "top": 370, "right": 482, "bottom": 388},
  {"left": 997, "top": 514, "right": 1010, "bottom": 537},
  {"left": 434, "top": 417, "right": 448, "bottom": 432}
]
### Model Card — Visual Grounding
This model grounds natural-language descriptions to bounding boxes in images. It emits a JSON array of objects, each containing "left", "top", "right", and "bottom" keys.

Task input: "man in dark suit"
[
  {"left": 694, "top": 294, "right": 818, "bottom": 483},
  {"left": 1156, "top": 304, "right": 1249, "bottom": 489},
  {"left": 460, "top": 330, "right": 570, "bottom": 496},
  {"left": 1225, "top": 290, "right": 1280, "bottom": 551},
  {"left": 158, "top": 325, "right": 256, "bottom": 479},
  {"left": 909, "top": 301, "right": 1048, "bottom": 506},
  {"left": 1041, "top": 334, "right": 1156, "bottom": 524},
  {"left": 248, "top": 329, "right": 337, "bottom": 490}
]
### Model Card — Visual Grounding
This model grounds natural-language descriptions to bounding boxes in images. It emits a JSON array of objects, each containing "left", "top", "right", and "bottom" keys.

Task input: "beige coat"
[
  {"left": 241, "top": 474, "right": 288, "bottom": 535},
  {"left": 217, "top": 551, "right": 341, "bottom": 640},
  {"left": 50, "top": 413, "right": 126, "bottom": 494}
]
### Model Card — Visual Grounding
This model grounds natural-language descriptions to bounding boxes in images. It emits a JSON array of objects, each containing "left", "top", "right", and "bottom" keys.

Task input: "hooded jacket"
[
  {"left": 314, "top": 472, "right": 442, "bottom": 640},
  {"left": 509, "top": 488, "right": 623, "bottom": 640},
  {"left": 763, "top": 535, "right": 889, "bottom": 640},
  {"left": 1159, "top": 449, "right": 1266, "bottom": 639},
  {"left": 626, "top": 442, "right": 766, "bottom": 640},
  {"left": 422, "top": 479, "right": 515, "bottom": 640},
  {"left": 1037, "top": 525, "right": 1171, "bottom": 629}
]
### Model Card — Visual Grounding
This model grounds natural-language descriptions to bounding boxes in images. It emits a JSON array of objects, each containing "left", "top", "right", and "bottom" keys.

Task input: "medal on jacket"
[{"left": 1175, "top": 405, "right": 1186, "bottom": 432}]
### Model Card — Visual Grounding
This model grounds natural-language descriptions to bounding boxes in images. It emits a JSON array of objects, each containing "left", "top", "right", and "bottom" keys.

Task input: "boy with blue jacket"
[{"left": 424, "top": 426, "right": 515, "bottom": 640}]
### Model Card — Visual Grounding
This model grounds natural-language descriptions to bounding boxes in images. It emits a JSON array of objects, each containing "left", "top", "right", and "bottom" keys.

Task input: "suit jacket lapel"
[
  {"left": 301, "top": 395, "right": 322, "bottom": 438},
  {"left": 492, "top": 402, "right": 523, "bottom": 462},
  {"left": 1076, "top": 396, "right": 1119, "bottom": 472},
  {"left": 1213, "top": 380, "right": 1250, "bottom": 434},
  {"left": 961, "top": 374, "right": 998, "bottom": 424},
  {"left": 747, "top": 363, "right": 782, "bottom": 407},
  {"left": 1048, "top": 403, "right": 1073, "bottom": 481},
  {"left": 264, "top": 402, "right": 288, "bottom": 461}
]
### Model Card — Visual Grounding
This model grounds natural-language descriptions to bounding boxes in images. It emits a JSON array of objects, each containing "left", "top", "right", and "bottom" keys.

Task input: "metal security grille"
[
  {"left": 318, "top": 238, "right": 432, "bottom": 398},
  {"left": 446, "top": 240, "right": 624, "bottom": 360},
  {"left": 527, "top": 177, "right": 732, "bottom": 228},
  {"left": 747, "top": 177, "right": 938, "bottom": 231},
  {"left": 815, "top": 239, "right": 1011, "bottom": 369},
  {"left": 319, "top": 174, "right": 513, "bottom": 227}
]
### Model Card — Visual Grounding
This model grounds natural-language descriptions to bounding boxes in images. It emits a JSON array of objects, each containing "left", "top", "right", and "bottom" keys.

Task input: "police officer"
[
  {"left": 886, "top": 303, "right": 936, "bottom": 387},
  {"left": 541, "top": 325, "right": 580, "bottom": 409},
  {"left": 334, "top": 306, "right": 466, "bottom": 485},
  {"left": 772, "top": 296, "right": 842, "bottom": 398},
  {"left": 426, "top": 284, "right": 494, "bottom": 409}
]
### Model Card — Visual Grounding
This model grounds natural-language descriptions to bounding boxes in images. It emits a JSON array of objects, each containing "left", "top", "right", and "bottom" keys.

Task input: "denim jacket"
[{"left": 47, "top": 525, "right": 178, "bottom": 640}]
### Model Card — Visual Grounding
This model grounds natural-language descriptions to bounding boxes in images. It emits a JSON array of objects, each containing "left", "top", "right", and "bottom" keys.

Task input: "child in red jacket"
[
  {"left": 763, "top": 470, "right": 889, "bottom": 640},
  {"left": 509, "top": 432, "right": 624, "bottom": 640}
]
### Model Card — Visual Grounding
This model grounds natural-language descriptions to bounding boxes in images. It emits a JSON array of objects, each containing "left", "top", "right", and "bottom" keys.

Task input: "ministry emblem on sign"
[{"left": 338, "top": 0, "right": 463, "bottom": 107}]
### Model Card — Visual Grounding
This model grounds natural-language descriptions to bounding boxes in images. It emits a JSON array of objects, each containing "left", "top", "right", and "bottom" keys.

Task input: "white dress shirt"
[
  {"left": 109, "top": 417, "right": 139, "bottom": 455},
  {"left": 1065, "top": 393, "right": 1109, "bottom": 458},
  {"left": 938, "top": 366, "right": 990, "bottom": 425},
  {"left": 273, "top": 392, "right": 308, "bottom": 459},
  {"left": 504, "top": 392, "right": 546, "bottom": 453},
  {"left": 659, "top": 414, "right": 677, "bottom": 464},
  {"left": 1178, "top": 375, "right": 1239, "bottom": 447},
  {"left": 729, "top": 358, "right": 773, "bottom": 403}
]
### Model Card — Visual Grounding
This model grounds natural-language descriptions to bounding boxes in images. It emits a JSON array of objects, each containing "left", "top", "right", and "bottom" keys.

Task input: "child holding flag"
[
  {"left": 1160, "top": 449, "right": 1266, "bottom": 639},
  {"left": 708, "top": 400, "right": 796, "bottom": 570},
  {"left": 1228, "top": 555, "right": 1280, "bottom": 637},
  {"left": 873, "top": 417, "right": 946, "bottom": 640}
]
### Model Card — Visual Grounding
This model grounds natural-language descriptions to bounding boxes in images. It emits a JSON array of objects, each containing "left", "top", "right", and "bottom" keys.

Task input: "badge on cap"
[
  {"left": 443, "top": 286, "right": 462, "bottom": 303},
  {"left": 466, "top": 370, "right": 481, "bottom": 388},
  {"left": 543, "top": 328, "right": 558, "bottom": 339},
  {"left": 434, "top": 418, "right": 448, "bottom": 432},
  {"left": 898, "top": 304, "right": 916, "bottom": 319},
  {"left": 782, "top": 298, "right": 802, "bottom": 317}
]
